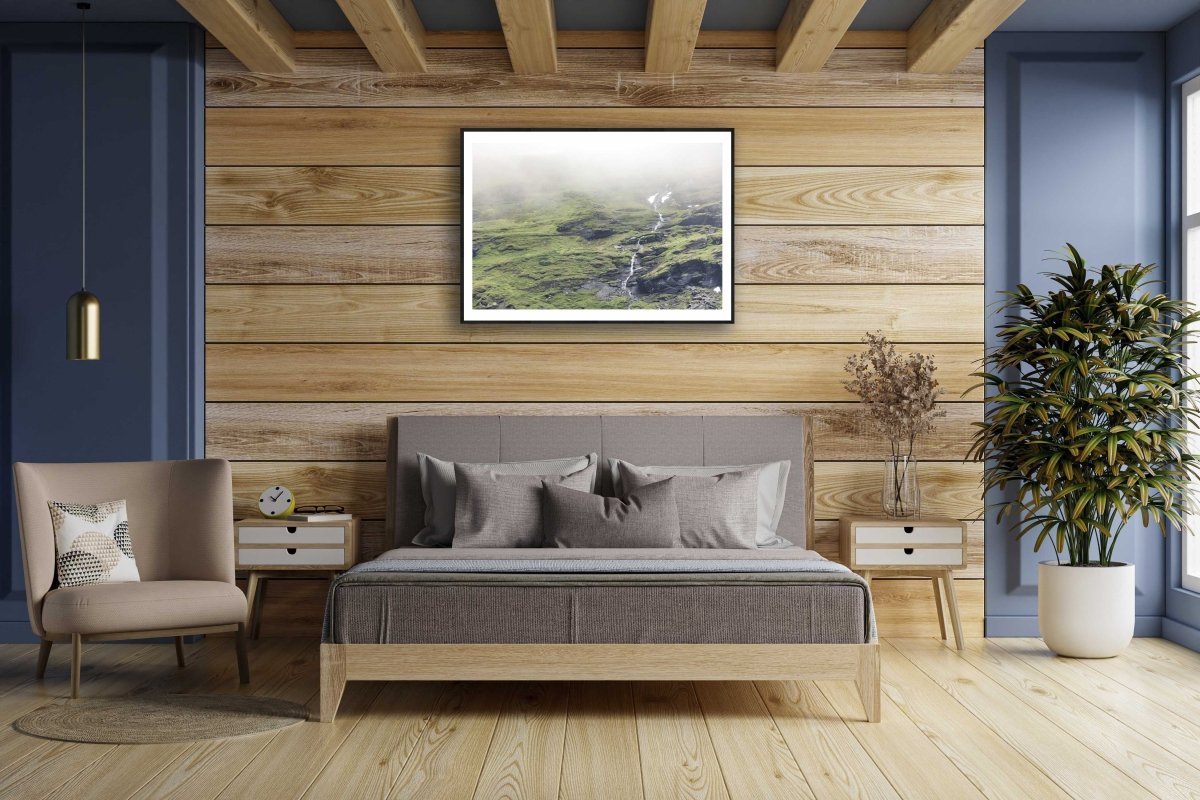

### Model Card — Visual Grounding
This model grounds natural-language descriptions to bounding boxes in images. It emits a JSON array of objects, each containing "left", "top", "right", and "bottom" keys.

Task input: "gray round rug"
[{"left": 13, "top": 694, "right": 309, "bottom": 743}]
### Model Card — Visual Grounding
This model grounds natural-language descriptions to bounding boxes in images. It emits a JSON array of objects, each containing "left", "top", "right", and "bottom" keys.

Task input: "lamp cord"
[{"left": 79, "top": 3, "right": 87, "bottom": 291}]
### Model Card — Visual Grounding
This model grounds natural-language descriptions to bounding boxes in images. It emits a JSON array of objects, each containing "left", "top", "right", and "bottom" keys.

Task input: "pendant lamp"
[{"left": 67, "top": 2, "right": 99, "bottom": 361}]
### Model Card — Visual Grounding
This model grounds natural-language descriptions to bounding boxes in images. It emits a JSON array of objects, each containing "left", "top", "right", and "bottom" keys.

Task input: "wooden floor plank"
[
  {"left": 991, "top": 637, "right": 1200, "bottom": 768},
  {"left": 889, "top": 639, "right": 1155, "bottom": 799},
  {"left": 385, "top": 681, "right": 508, "bottom": 800},
  {"left": 692, "top": 681, "right": 815, "bottom": 800},
  {"left": 0, "top": 644, "right": 174, "bottom": 794},
  {"left": 632, "top": 682, "right": 729, "bottom": 800},
  {"left": 815, "top": 680, "right": 985, "bottom": 800},
  {"left": 874, "top": 641, "right": 1069, "bottom": 799},
  {"left": 473, "top": 682, "right": 570, "bottom": 800},
  {"left": 303, "top": 681, "right": 448, "bottom": 799},
  {"left": 952, "top": 638, "right": 1200, "bottom": 800},
  {"left": 2, "top": 639, "right": 243, "bottom": 800},
  {"left": 215, "top": 682, "right": 384, "bottom": 800},
  {"left": 1076, "top": 639, "right": 1200, "bottom": 714},
  {"left": 559, "top": 683, "right": 642, "bottom": 800},
  {"left": 44, "top": 641, "right": 316, "bottom": 800},
  {"left": 755, "top": 680, "right": 899, "bottom": 799},
  {"left": 1, "top": 639, "right": 1198, "bottom": 800},
  {"left": 124, "top": 639, "right": 318, "bottom": 800}
]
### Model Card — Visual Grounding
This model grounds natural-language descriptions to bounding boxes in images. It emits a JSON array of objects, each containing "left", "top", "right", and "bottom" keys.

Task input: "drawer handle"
[
  {"left": 903, "top": 547, "right": 914, "bottom": 555},
  {"left": 286, "top": 548, "right": 297, "bottom": 555},
  {"left": 903, "top": 526, "right": 914, "bottom": 534},
  {"left": 286, "top": 526, "right": 297, "bottom": 534}
]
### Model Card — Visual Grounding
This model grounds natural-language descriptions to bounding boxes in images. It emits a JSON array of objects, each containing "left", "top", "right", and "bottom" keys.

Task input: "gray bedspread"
[{"left": 323, "top": 547, "right": 874, "bottom": 645}]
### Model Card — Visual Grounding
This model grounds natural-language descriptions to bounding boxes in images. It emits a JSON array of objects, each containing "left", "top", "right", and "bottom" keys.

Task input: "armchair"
[{"left": 12, "top": 459, "right": 249, "bottom": 697}]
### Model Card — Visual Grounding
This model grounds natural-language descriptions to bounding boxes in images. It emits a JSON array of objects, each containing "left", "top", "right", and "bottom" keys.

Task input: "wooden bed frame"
[
  {"left": 320, "top": 640, "right": 880, "bottom": 722},
  {"left": 319, "top": 415, "right": 881, "bottom": 723}
]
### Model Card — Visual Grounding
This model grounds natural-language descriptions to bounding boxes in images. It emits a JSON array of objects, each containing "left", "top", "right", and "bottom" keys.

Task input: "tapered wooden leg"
[
  {"left": 244, "top": 571, "right": 262, "bottom": 641},
  {"left": 252, "top": 576, "right": 268, "bottom": 640},
  {"left": 320, "top": 644, "right": 346, "bottom": 723},
  {"left": 235, "top": 623, "right": 250, "bottom": 684},
  {"left": 932, "top": 576, "right": 947, "bottom": 640},
  {"left": 858, "top": 643, "right": 881, "bottom": 723},
  {"left": 70, "top": 634, "right": 82, "bottom": 699},
  {"left": 941, "top": 570, "right": 965, "bottom": 651},
  {"left": 35, "top": 639, "right": 52, "bottom": 680},
  {"left": 175, "top": 636, "right": 187, "bottom": 668}
]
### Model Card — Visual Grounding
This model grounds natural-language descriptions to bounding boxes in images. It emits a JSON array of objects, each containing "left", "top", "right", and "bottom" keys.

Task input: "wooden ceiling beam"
[
  {"left": 645, "top": 0, "right": 708, "bottom": 73},
  {"left": 177, "top": 0, "right": 295, "bottom": 73},
  {"left": 776, "top": 0, "right": 870, "bottom": 72},
  {"left": 334, "top": 0, "right": 427, "bottom": 72},
  {"left": 907, "top": 0, "right": 1024, "bottom": 72},
  {"left": 494, "top": 0, "right": 557, "bottom": 73}
]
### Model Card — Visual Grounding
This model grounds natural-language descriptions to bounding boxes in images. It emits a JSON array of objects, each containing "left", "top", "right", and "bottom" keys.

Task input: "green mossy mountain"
[{"left": 471, "top": 184, "right": 724, "bottom": 312}]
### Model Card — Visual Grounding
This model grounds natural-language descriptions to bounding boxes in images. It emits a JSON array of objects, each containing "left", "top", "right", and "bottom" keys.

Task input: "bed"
[{"left": 320, "top": 415, "right": 879, "bottom": 722}]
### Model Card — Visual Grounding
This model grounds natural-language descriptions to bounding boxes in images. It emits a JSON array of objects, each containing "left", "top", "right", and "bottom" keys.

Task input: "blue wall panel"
[
  {"left": 985, "top": 33, "right": 1166, "bottom": 636},
  {"left": 0, "top": 24, "right": 204, "bottom": 641}
]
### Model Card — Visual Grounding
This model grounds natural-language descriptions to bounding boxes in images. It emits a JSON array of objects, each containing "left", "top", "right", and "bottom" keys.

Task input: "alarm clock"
[{"left": 258, "top": 485, "right": 296, "bottom": 519}]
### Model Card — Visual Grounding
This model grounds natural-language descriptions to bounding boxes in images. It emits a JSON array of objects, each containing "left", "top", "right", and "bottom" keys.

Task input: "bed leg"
[
  {"left": 858, "top": 643, "right": 881, "bottom": 723},
  {"left": 320, "top": 644, "right": 346, "bottom": 723}
]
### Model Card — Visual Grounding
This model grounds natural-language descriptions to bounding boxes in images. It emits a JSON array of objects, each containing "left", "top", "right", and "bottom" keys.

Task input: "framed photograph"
[{"left": 461, "top": 128, "right": 734, "bottom": 323}]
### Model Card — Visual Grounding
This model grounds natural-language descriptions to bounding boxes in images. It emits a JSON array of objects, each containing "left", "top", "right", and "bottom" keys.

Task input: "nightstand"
[
  {"left": 839, "top": 516, "right": 967, "bottom": 650},
  {"left": 235, "top": 517, "right": 360, "bottom": 638}
]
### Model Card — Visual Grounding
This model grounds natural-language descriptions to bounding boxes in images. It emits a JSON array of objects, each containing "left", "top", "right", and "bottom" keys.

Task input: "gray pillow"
[
  {"left": 452, "top": 461, "right": 598, "bottom": 548},
  {"left": 617, "top": 461, "right": 760, "bottom": 549},
  {"left": 414, "top": 452, "right": 598, "bottom": 546},
  {"left": 609, "top": 458, "right": 793, "bottom": 548},
  {"left": 543, "top": 478, "right": 681, "bottom": 549}
]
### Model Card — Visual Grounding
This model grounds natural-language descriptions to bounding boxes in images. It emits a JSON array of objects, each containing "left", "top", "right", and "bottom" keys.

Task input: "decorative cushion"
[
  {"left": 48, "top": 500, "right": 141, "bottom": 588},
  {"left": 414, "top": 452, "right": 598, "bottom": 546},
  {"left": 452, "top": 461, "right": 598, "bottom": 548},
  {"left": 616, "top": 462, "right": 760, "bottom": 549},
  {"left": 543, "top": 479, "right": 681, "bottom": 548},
  {"left": 609, "top": 458, "right": 793, "bottom": 548}
]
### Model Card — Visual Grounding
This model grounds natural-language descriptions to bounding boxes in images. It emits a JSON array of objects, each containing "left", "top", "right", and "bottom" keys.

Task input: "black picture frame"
[{"left": 460, "top": 127, "right": 735, "bottom": 324}]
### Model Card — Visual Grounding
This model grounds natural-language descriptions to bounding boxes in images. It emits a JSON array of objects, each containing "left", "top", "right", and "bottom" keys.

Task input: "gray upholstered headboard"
[{"left": 386, "top": 416, "right": 814, "bottom": 549}]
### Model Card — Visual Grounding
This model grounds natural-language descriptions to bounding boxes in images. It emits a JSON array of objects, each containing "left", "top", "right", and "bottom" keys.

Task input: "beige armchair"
[{"left": 12, "top": 459, "right": 249, "bottom": 697}]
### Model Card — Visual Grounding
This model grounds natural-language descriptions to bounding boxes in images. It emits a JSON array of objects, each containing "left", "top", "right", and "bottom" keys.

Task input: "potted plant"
[
  {"left": 970, "top": 245, "right": 1200, "bottom": 657},
  {"left": 844, "top": 332, "right": 945, "bottom": 518}
]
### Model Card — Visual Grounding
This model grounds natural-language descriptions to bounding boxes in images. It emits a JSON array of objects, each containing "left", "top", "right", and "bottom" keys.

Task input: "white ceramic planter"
[{"left": 1038, "top": 561, "right": 1135, "bottom": 658}]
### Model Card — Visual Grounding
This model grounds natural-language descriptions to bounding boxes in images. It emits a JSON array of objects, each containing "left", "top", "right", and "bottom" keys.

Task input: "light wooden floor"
[{"left": 0, "top": 637, "right": 1198, "bottom": 799}]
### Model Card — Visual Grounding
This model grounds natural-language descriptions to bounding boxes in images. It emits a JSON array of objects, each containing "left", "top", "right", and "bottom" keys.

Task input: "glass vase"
[{"left": 882, "top": 455, "right": 920, "bottom": 518}]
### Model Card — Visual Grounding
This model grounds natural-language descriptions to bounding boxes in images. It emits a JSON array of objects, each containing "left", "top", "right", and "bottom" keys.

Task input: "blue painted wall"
[
  {"left": 0, "top": 24, "right": 204, "bottom": 642},
  {"left": 984, "top": 33, "right": 1167, "bottom": 636},
  {"left": 1163, "top": 9, "right": 1200, "bottom": 651}
]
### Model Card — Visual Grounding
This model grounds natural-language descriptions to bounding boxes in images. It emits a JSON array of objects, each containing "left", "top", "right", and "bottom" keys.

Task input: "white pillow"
[
  {"left": 48, "top": 500, "right": 141, "bottom": 588},
  {"left": 608, "top": 459, "right": 793, "bottom": 548}
]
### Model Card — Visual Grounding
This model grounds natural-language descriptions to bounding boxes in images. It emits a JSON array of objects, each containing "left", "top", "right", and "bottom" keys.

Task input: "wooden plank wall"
[{"left": 203, "top": 37, "right": 985, "bottom": 637}]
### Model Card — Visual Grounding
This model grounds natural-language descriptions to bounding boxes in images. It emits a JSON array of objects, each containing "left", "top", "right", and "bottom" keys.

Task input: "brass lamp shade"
[{"left": 67, "top": 289, "right": 100, "bottom": 360}]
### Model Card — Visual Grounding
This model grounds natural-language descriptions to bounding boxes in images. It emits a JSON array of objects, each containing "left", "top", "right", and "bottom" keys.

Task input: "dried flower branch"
[{"left": 843, "top": 331, "right": 945, "bottom": 459}]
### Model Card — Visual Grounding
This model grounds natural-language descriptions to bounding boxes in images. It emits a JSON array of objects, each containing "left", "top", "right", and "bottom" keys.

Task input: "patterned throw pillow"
[{"left": 48, "top": 500, "right": 141, "bottom": 588}]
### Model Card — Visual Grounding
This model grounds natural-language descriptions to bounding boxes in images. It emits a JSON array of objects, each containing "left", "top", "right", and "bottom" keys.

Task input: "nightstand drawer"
[
  {"left": 237, "top": 525, "right": 346, "bottom": 545},
  {"left": 854, "top": 525, "right": 963, "bottom": 545},
  {"left": 238, "top": 547, "right": 347, "bottom": 567},
  {"left": 855, "top": 547, "right": 964, "bottom": 567}
]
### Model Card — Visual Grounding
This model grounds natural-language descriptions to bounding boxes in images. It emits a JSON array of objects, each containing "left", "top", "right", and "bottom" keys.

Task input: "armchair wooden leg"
[
  {"left": 175, "top": 636, "right": 186, "bottom": 668},
  {"left": 235, "top": 623, "right": 250, "bottom": 684},
  {"left": 36, "top": 639, "right": 52, "bottom": 680},
  {"left": 70, "top": 634, "right": 82, "bottom": 699}
]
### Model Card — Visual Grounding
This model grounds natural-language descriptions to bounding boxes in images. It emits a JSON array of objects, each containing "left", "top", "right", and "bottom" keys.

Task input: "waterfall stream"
[{"left": 619, "top": 189, "right": 671, "bottom": 307}]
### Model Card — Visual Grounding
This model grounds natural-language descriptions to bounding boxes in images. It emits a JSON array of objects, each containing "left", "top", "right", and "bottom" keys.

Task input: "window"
[{"left": 1183, "top": 75, "right": 1200, "bottom": 592}]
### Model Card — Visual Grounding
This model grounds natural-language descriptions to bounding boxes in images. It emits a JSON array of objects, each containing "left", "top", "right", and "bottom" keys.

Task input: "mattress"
[{"left": 323, "top": 547, "right": 874, "bottom": 645}]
